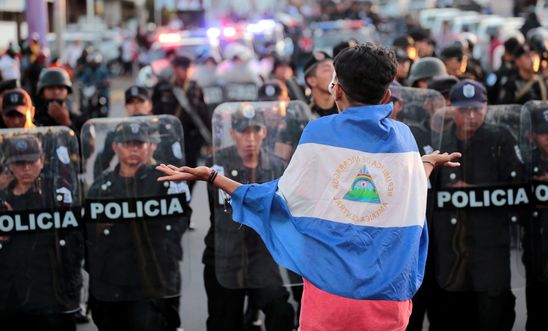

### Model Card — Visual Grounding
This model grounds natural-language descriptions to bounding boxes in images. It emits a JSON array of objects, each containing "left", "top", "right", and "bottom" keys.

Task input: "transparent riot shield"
[
  {"left": 390, "top": 87, "right": 446, "bottom": 156},
  {"left": 202, "top": 84, "right": 225, "bottom": 110},
  {"left": 430, "top": 105, "right": 526, "bottom": 294},
  {"left": 80, "top": 115, "right": 191, "bottom": 301},
  {"left": 521, "top": 101, "right": 548, "bottom": 294},
  {"left": 0, "top": 127, "right": 83, "bottom": 316},
  {"left": 223, "top": 82, "right": 259, "bottom": 102},
  {"left": 211, "top": 101, "right": 313, "bottom": 289},
  {"left": 391, "top": 86, "right": 446, "bottom": 128}
]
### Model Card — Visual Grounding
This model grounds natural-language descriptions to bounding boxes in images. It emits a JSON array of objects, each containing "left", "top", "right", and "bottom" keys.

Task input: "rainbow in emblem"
[{"left": 343, "top": 166, "right": 381, "bottom": 203}]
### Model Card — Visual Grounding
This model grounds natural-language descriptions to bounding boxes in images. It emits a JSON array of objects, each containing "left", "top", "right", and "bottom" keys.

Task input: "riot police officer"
[
  {"left": 124, "top": 85, "right": 153, "bottom": 116},
  {"left": 0, "top": 134, "right": 83, "bottom": 331},
  {"left": 93, "top": 86, "right": 185, "bottom": 178},
  {"left": 152, "top": 55, "right": 211, "bottom": 173},
  {"left": 0, "top": 79, "right": 21, "bottom": 129},
  {"left": 1, "top": 88, "right": 35, "bottom": 129},
  {"left": 406, "top": 57, "right": 448, "bottom": 88},
  {"left": 430, "top": 80, "right": 522, "bottom": 331},
  {"left": 86, "top": 120, "right": 190, "bottom": 331},
  {"left": 497, "top": 43, "right": 548, "bottom": 104},
  {"left": 204, "top": 107, "right": 294, "bottom": 331},
  {"left": 35, "top": 68, "right": 81, "bottom": 130},
  {"left": 257, "top": 80, "right": 290, "bottom": 151}
]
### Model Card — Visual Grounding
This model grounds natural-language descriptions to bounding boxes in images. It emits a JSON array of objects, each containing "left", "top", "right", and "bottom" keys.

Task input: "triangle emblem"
[{"left": 343, "top": 165, "right": 381, "bottom": 204}]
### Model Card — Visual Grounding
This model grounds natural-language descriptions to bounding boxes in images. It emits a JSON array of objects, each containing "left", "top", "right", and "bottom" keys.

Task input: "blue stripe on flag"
[
  {"left": 299, "top": 104, "right": 419, "bottom": 154},
  {"left": 230, "top": 179, "right": 428, "bottom": 301}
]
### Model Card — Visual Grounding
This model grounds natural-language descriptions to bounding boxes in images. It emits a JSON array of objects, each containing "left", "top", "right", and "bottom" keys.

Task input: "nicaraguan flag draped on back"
[{"left": 230, "top": 103, "right": 428, "bottom": 300}]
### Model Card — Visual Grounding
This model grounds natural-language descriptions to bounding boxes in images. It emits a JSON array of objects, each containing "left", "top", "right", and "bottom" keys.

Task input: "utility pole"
[
  {"left": 53, "top": 0, "right": 66, "bottom": 61},
  {"left": 25, "top": 0, "right": 49, "bottom": 48}
]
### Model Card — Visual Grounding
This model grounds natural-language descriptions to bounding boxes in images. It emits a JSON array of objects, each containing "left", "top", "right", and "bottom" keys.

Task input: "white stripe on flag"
[{"left": 278, "top": 143, "right": 427, "bottom": 228}]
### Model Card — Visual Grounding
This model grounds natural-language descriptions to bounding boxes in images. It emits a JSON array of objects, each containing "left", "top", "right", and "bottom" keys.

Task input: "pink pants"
[{"left": 298, "top": 279, "right": 412, "bottom": 331}]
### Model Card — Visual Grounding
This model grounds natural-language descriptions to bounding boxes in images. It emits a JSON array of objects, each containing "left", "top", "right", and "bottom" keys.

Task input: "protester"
[{"left": 157, "top": 43, "right": 460, "bottom": 330}]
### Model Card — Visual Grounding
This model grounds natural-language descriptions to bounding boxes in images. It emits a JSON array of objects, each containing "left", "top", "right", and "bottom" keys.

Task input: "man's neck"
[{"left": 311, "top": 89, "right": 335, "bottom": 110}]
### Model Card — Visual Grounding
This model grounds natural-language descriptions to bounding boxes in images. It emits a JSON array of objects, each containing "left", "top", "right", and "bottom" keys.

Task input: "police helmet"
[
  {"left": 37, "top": 68, "right": 72, "bottom": 95},
  {"left": 406, "top": 57, "right": 447, "bottom": 87}
]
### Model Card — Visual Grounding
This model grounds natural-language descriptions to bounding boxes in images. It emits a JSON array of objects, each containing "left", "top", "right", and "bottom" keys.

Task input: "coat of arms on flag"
[{"left": 343, "top": 165, "right": 381, "bottom": 203}]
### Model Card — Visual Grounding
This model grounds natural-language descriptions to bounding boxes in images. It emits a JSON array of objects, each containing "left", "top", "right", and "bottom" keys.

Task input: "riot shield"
[
  {"left": 391, "top": 86, "right": 446, "bottom": 128},
  {"left": 521, "top": 101, "right": 548, "bottom": 291},
  {"left": 0, "top": 127, "right": 83, "bottom": 316},
  {"left": 390, "top": 87, "right": 447, "bottom": 156},
  {"left": 211, "top": 101, "right": 313, "bottom": 289},
  {"left": 223, "top": 82, "right": 259, "bottom": 102},
  {"left": 202, "top": 85, "right": 225, "bottom": 107},
  {"left": 430, "top": 104, "right": 526, "bottom": 293},
  {"left": 80, "top": 115, "right": 191, "bottom": 301}
]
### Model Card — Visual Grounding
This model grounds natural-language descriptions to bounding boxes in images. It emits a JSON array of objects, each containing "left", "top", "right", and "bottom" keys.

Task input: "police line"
[
  {"left": 0, "top": 193, "right": 188, "bottom": 234},
  {"left": 436, "top": 182, "right": 548, "bottom": 209}
]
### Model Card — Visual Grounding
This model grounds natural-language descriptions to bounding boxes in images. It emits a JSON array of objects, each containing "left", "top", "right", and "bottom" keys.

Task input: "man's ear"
[
  {"left": 380, "top": 89, "right": 392, "bottom": 104},
  {"left": 335, "top": 83, "right": 344, "bottom": 101},
  {"left": 306, "top": 76, "right": 317, "bottom": 88}
]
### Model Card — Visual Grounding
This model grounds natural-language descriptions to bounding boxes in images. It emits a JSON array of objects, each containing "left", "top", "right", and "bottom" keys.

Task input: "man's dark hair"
[{"left": 333, "top": 43, "right": 397, "bottom": 105}]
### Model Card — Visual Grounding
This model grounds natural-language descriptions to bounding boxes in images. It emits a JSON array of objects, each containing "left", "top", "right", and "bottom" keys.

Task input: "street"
[
  {"left": 78, "top": 52, "right": 529, "bottom": 331},
  {"left": 71, "top": 1, "right": 530, "bottom": 330}
]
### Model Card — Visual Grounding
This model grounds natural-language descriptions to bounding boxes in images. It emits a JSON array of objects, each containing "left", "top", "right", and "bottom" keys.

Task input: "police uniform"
[
  {"left": 522, "top": 107, "right": 548, "bottom": 331},
  {"left": 203, "top": 111, "right": 294, "bottom": 331},
  {"left": 151, "top": 56, "right": 212, "bottom": 171},
  {"left": 86, "top": 122, "right": 190, "bottom": 331},
  {"left": 497, "top": 44, "right": 548, "bottom": 105},
  {"left": 430, "top": 81, "right": 522, "bottom": 331},
  {"left": 0, "top": 135, "right": 82, "bottom": 331},
  {"left": 35, "top": 68, "right": 84, "bottom": 132},
  {"left": 489, "top": 56, "right": 515, "bottom": 104},
  {"left": 93, "top": 87, "right": 185, "bottom": 178}
]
